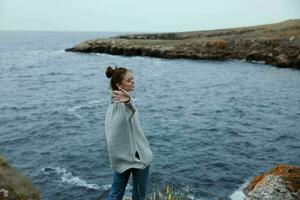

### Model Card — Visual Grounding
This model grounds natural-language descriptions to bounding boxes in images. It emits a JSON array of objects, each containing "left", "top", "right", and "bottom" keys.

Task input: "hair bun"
[{"left": 106, "top": 66, "right": 117, "bottom": 78}]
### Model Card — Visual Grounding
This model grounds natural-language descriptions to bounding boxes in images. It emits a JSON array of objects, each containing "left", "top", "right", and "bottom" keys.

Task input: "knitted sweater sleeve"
[{"left": 124, "top": 96, "right": 136, "bottom": 114}]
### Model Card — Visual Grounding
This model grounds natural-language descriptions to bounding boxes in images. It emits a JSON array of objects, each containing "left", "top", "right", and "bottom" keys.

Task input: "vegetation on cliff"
[{"left": 0, "top": 155, "right": 41, "bottom": 200}]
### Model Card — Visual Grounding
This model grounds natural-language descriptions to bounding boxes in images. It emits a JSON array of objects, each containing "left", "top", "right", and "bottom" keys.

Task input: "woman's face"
[{"left": 117, "top": 72, "right": 135, "bottom": 92}]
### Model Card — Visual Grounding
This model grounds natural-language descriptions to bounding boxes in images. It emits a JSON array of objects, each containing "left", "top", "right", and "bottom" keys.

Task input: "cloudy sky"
[{"left": 0, "top": 0, "right": 299, "bottom": 32}]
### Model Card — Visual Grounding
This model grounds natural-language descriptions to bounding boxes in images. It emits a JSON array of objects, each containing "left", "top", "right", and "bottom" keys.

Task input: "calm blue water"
[{"left": 0, "top": 31, "right": 299, "bottom": 200}]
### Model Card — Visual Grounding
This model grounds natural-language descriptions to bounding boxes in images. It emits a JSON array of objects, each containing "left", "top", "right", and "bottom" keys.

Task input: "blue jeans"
[{"left": 108, "top": 165, "right": 150, "bottom": 200}]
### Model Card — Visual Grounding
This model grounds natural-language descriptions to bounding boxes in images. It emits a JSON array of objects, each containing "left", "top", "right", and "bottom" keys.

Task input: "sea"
[{"left": 0, "top": 31, "right": 299, "bottom": 200}]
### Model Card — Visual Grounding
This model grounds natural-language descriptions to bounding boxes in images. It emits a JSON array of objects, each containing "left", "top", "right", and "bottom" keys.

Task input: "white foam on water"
[
  {"left": 55, "top": 167, "right": 99, "bottom": 190},
  {"left": 67, "top": 99, "right": 101, "bottom": 118},
  {"left": 229, "top": 180, "right": 248, "bottom": 200},
  {"left": 53, "top": 49, "right": 65, "bottom": 54},
  {"left": 250, "top": 60, "right": 265, "bottom": 64},
  {"left": 41, "top": 167, "right": 207, "bottom": 200},
  {"left": 67, "top": 105, "right": 84, "bottom": 118},
  {"left": 181, "top": 184, "right": 198, "bottom": 200},
  {"left": 40, "top": 167, "right": 109, "bottom": 191}
]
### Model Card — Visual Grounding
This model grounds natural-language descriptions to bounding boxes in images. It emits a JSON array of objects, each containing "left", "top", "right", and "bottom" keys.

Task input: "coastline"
[
  {"left": 1, "top": 156, "right": 299, "bottom": 199},
  {"left": 66, "top": 19, "right": 300, "bottom": 69}
]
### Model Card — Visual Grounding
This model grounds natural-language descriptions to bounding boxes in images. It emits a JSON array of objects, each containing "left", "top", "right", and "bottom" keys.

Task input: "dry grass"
[
  {"left": 146, "top": 182, "right": 189, "bottom": 200},
  {"left": 0, "top": 155, "right": 41, "bottom": 200},
  {"left": 113, "top": 19, "right": 300, "bottom": 44}
]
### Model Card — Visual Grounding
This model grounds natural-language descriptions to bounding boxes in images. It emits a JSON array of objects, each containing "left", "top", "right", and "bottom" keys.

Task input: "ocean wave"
[
  {"left": 205, "top": 161, "right": 231, "bottom": 171},
  {"left": 17, "top": 74, "right": 33, "bottom": 78},
  {"left": 39, "top": 71, "right": 75, "bottom": 77},
  {"left": 1, "top": 105, "right": 37, "bottom": 111},
  {"left": 40, "top": 167, "right": 109, "bottom": 191},
  {"left": 272, "top": 134, "right": 299, "bottom": 142}
]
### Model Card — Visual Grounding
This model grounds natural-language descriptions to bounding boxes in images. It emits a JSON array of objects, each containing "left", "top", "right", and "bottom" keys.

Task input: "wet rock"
[
  {"left": 276, "top": 54, "right": 291, "bottom": 67},
  {"left": 245, "top": 50, "right": 262, "bottom": 61},
  {"left": 293, "top": 54, "right": 300, "bottom": 68}
]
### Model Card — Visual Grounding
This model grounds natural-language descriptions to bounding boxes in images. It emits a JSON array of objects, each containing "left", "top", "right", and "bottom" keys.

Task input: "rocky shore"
[
  {"left": 0, "top": 155, "right": 40, "bottom": 200},
  {"left": 66, "top": 19, "right": 300, "bottom": 69},
  {"left": 1, "top": 153, "right": 298, "bottom": 200},
  {"left": 243, "top": 164, "right": 300, "bottom": 200}
]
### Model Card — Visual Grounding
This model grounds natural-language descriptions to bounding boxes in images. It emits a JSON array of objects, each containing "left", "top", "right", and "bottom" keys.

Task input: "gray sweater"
[{"left": 105, "top": 94, "right": 153, "bottom": 173}]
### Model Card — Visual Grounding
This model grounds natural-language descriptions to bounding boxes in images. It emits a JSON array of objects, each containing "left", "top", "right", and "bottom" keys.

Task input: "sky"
[{"left": 0, "top": 0, "right": 299, "bottom": 32}]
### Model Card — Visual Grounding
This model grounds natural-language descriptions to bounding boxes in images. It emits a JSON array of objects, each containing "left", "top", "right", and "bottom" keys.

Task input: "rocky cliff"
[
  {"left": 0, "top": 155, "right": 41, "bottom": 200},
  {"left": 66, "top": 19, "right": 300, "bottom": 69},
  {"left": 243, "top": 164, "right": 300, "bottom": 200}
]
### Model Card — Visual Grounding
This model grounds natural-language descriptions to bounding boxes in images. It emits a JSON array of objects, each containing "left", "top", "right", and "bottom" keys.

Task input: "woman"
[{"left": 105, "top": 66, "right": 153, "bottom": 200}]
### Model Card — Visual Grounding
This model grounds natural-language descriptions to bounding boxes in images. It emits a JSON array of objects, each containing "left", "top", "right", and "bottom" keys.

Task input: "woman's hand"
[{"left": 112, "top": 88, "right": 131, "bottom": 103}]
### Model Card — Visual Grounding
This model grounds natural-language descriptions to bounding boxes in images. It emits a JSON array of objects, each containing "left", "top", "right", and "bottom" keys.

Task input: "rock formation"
[
  {"left": 243, "top": 164, "right": 300, "bottom": 200},
  {"left": 66, "top": 19, "right": 300, "bottom": 69}
]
